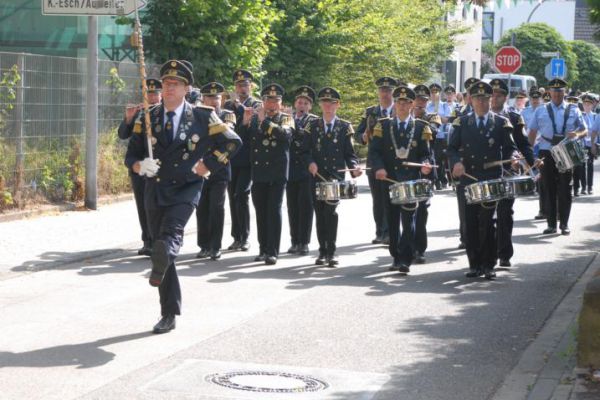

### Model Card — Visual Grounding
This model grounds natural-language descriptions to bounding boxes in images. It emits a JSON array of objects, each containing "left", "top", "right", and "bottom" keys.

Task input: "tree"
[
  {"left": 497, "top": 23, "right": 578, "bottom": 87},
  {"left": 265, "top": 0, "right": 465, "bottom": 119},
  {"left": 570, "top": 40, "right": 600, "bottom": 92},
  {"left": 139, "top": 0, "right": 279, "bottom": 85}
]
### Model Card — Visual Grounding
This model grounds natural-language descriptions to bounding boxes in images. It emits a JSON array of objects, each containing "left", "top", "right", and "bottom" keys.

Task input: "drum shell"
[
  {"left": 339, "top": 180, "right": 358, "bottom": 199},
  {"left": 504, "top": 176, "right": 535, "bottom": 198},
  {"left": 389, "top": 179, "right": 433, "bottom": 205},
  {"left": 315, "top": 180, "right": 358, "bottom": 201},
  {"left": 465, "top": 179, "right": 507, "bottom": 204},
  {"left": 550, "top": 139, "right": 585, "bottom": 173}
]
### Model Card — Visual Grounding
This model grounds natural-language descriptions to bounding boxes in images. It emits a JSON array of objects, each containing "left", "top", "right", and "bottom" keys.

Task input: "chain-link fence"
[{"left": 0, "top": 51, "right": 159, "bottom": 208}]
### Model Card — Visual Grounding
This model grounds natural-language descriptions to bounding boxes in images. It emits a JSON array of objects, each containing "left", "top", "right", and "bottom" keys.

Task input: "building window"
[
  {"left": 462, "top": 6, "right": 468, "bottom": 20},
  {"left": 472, "top": 61, "right": 477, "bottom": 78},
  {"left": 474, "top": 8, "right": 479, "bottom": 22},
  {"left": 482, "top": 12, "right": 494, "bottom": 43},
  {"left": 460, "top": 60, "right": 466, "bottom": 91}
]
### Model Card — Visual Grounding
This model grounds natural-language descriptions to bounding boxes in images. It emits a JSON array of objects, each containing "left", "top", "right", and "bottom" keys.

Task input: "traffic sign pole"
[{"left": 85, "top": 16, "right": 98, "bottom": 210}]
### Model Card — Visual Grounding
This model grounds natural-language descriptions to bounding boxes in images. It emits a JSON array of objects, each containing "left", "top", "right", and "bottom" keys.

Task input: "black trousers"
[
  {"left": 196, "top": 179, "right": 228, "bottom": 251},
  {"left": 585, "top": 148, "right": 595, "bottom": 189},
  {"left": 433, "top": 139, "right": 449, "bottom": 185},
  {"left": 415, "top": 200, "right": 429, "bottom": 254},
  {"left": 385, "top": 191, "right": 416, "bottom": 265},
  {"left": 367, "top": 171, "right": 389, "bottom": 239},
  {"left": 537, "top": 178, "right": 546, "bottom": 215},
  {"left": 540, "top": 149, "right": 572, "bottom": 228},
  {"left": 228, "top": 166, "right": 252, "bottom": 242},
  {"left": 465, "top": 203, "right": 497, "bottom": 271},
  {"left": 131, "top": 174, "right": 150, "bottom": 244},
  {"left": 497, "top": 197, "right": 515, "bottom": 261},
  {"left": 251, "top": 181, "right": 286, "bottom": 257},
  {"left": 313, "top": 194, "right": 339, "bottom": 256},
  {"left": 286, "top": 177, "right": 314, "bottom": 246},
  {"left": 145, "top": 201, "right": 195, "bottom": 317},
  {"left": 456, "top": 184, "right": 467, "bottom": 244}
]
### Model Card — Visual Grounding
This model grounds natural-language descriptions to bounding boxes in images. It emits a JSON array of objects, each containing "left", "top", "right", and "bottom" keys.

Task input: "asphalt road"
[{"left": 1, "top": 168, "right": 599, "bottom": 400}]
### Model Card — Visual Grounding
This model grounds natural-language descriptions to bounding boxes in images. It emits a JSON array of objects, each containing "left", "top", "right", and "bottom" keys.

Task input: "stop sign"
[{"left": 495, "top": 46, "right": 522, "bottom": 74}]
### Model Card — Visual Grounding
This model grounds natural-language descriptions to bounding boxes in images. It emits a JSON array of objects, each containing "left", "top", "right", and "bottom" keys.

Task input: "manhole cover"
[{"left": 206, "top": 370, "right": 329, "bottom": 393}]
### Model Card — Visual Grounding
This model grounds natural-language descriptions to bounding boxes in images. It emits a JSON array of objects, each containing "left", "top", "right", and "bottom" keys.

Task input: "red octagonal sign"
[{"left": 495, "top": 46, "right": 522, "bottom": 74}]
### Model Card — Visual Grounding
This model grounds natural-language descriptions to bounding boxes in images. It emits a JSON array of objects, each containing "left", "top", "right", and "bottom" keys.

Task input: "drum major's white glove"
[{"left": 138, "top": 157, "right": 160, "bottom": 177}]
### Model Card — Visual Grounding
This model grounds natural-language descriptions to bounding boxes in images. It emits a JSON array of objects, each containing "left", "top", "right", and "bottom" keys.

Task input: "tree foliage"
[
  {"left": 570, "top": 40, "right": 600, "bottom": 92},
  {"left": 140, "top": 0, "right": 279, "bottom": 84},
  {"left": 497, "top": 23, "right": 578, "bottom": 87}
]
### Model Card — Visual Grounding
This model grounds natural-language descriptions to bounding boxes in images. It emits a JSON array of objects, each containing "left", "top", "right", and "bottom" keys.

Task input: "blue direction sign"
[{"left": 545, "top": 58, "right": 567, "bottom": 80}]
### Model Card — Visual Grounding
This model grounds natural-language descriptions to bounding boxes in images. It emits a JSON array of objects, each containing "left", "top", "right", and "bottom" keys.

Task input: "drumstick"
[
  {"left": 483, "top": 157, "right": 524, "bottom": 169},
  {"left": 315, "top": 172, "right": 328, "bottom": 182},
  {"left": 401, "top": 161, "right": 439, "bottom": 168},
  {"left": 462, "top": 172, "right": 478, "bottom": 181},
  {"left": 337, "top": 167, "right": 371, "bottom": 172},
  {"left": 382, "top": 177, "right": 401, "bottom": 184}
]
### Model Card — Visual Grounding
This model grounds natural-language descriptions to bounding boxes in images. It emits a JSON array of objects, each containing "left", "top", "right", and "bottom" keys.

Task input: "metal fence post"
[
  {"left": 85, "top": 16, "right": 98, "bottom": 210},
  {"left": 14, "top": 53, "right": 25, "bottom": 207}
]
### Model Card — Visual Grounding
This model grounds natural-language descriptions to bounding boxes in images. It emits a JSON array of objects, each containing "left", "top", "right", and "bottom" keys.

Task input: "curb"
[
  {"left": 0, "top": 193, "right": 134, "bottom": 223},
  {"left": 492, "top": 252, "right": 599, "bottom": 400}
]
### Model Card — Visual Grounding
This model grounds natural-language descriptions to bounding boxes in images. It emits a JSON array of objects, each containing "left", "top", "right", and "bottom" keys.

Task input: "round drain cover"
[{"left": 206, "top": 370, "right": 329, "bottom": 393}]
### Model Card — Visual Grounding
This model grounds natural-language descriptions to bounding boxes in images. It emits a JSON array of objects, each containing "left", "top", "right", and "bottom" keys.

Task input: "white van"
[{"left": 482, "top": 73, "right": 537, "bottom": 105}]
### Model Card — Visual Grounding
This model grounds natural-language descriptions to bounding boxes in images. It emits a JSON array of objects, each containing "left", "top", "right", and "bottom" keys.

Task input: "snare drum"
[
  {"left": 550, "top": 139, "right": 585, "bottom": 173},
  {"left": 315, "top": 180, "right": 358, "bottom": 201},
  {"left": 465, "top": 179, "right": 507, "bottom": 204},
  {"left": 389, "top": 179, "right": 433, "bottom": 205},
  {"left": 504, "top": 176, "right": 535, "bottom": 198},
  {"left": 339, "top": 180, "right": 358, "bottom": 199}
]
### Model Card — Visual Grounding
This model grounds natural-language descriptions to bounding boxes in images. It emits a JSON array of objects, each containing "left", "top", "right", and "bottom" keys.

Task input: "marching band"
[{"left": 121, "top": 60, "right": 597, "bottom": 333}]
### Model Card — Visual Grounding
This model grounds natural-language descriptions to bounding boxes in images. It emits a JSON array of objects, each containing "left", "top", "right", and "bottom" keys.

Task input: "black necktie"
[
  {"left": 382, "top": 108, "right": 388, "bottom": 117},
  {"left": 478, "top": 116, "right": 485, "bottom": 131},
  {"left": 399, "top": 121, "right": 405, "bottom": 133},
  {"left": 165, "top": 111, "right": 176, "bottom": 144},
  {"left": 326, "top": 123, "right": 332, "bottom": 134}
]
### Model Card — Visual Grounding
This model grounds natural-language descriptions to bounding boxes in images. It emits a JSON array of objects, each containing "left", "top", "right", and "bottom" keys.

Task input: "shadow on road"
[{"left": 0, "top": 331, "right": 153, "bottom": 369}]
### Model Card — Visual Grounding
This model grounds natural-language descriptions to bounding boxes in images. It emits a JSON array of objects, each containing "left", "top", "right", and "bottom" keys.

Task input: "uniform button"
[
  {"left": 172, "top": 180, "right": 177, "bottom": 184},
  {"left": 174, "top": 163, "right": 179, "bottom": 167},
  {"left": 395, "top": 166, "right": 398, "bottom": 170},
  {"left": 483, "top": 156, "right": 487, "bottom": 160},
  {"left": 390, "top": 146, "right": 393, "bottom": 150},
  {"left": 266, "top": 161, "right": 269, "bottom": 165},
  {"left": 324, "top": 157, "right": 327, "bottom": 160},
  {"left": 255, "top": 149, "right": 258, "bottom": 152},
  {"left": 265, "top": 149, "right": 269, "bottom": 153},
  {"left": 255, "top": 161, "right": 258, "bottom": 165},
  {"left": 471, "top": 155, "right": 475, "bottom": 158},
  {"left": 156, "top": 178, "right": 161, "bottom": 182},
  {"left": 333, "top": 158, "right": 336, "bottom": 161}
]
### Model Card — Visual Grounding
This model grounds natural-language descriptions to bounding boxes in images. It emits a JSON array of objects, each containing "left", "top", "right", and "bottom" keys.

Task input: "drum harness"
[{"left": 390, "top": 119, "right": 421, "bottom": 211}]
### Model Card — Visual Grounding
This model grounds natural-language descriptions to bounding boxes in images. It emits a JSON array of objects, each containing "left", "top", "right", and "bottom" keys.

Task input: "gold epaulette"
[
  {"left": 503, "top": 118, "right": 514, "bottom": 130},
  {"left": 198, "top": 104, "right": 215, "bottom": 111},
  {"left": 427, "top": 113, "right": 442, "bottom": 126},
  {"left": 517, "top": 115, "right": 525, "bottom": 126},
  {"left": 452, "top": 117, "right": 461, "bottom": 127},
  {"left": 213, "top": 150, "right": 229, "bottom": 164},
  {"left": 222, "top": 111, "right": 236, "bottom": 125},
  {"left": 208, "top": 110, "right": 227, "bottom": 136},
  {"left": 421, "top": 124, "right": 433, "bottom": 141},
  {"left": 340, "top": 119, "right": 354, "bottom": 136}
]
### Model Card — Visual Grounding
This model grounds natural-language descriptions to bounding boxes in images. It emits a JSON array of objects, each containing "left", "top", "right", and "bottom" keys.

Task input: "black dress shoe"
[
  {"left": 397, "top": 263, "right": 410, "bottom": 274},
  {"left": 149, "top": 240, "right": 169, "bottom": 287},
  {"left": 152, "top": 314, "right": 176, "bottom": 334},
  {"left": 484, "top": 270, "right": 497, "bottom": 280},
  {"left": 574, "top": 192, "right": 580, "bottom": 197},
  {"left": 240, "top": 241, "right": 251, "bottom": 251},
  {"left": 138, "top": 242, "right": 152, "bottom": 256},
  {"left": 458, "top": 242, "right": 467, "bottom": 250},
  {"left": 371, "top": 236, "right": 383, "bottom": 244},
  {"left": 297, "top": 244, "right": 309, "bottom": 255},
  {"left": 254, "top": 253, "right": 266, "bottom": 262},
  {"left": 287, "top": 244, "right": 299, "bottom": 254},
  {"left": 534, "top": 213, "right": 546, "bottom": 220},
  {"left": 381, "top": 236, "right": 390, "bottom": 245},
  {"left": 465, "top": 269, "right": 482, "bottom": 278},
  {"left": 499, "top": 259, "right": 511, "bottom": 267},
  {"left": 560, "top": 226, "right": 571, "bottom": 235},
  {"left": 210, "top": 249, "right": 222, "bottom": 260},
  {"left": 327, "top": 254, "right": 339, "bottom": 268},
  {"left": 388, "top": 261, "right": 400, "bottom": 272},
  {"left": 315, "top": 254, "right": 327, "bottom": 265},
  {"left": 581, "top": 189, "right": 587, "bottom": 195},
  {"left": 543, "top": 227, "right": 557, "bottom": 234},
  {"left": 196, "top": 248, "right": 210, "bottom": 259},
  {"left": 414, "top": 252, "right": 426, "bottom": 264},
  {"left": 228, "top": 241, "right": 241, "bottom": 251},
  {"left": 265, "top": 256, "right": 277, "bottom": 265},
  {"left": 588, "top": 188, "right": 593, "bottom": 195}
]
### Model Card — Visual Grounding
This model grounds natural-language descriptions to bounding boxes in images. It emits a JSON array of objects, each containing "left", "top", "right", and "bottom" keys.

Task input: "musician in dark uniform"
[
  {"left": 412, "top": 84, "right": 440, "bottom": 264},
  {"left": 242, "top": 83, "right": 293, "bottom": 265},
  {"left": 287, "top": 86, "right": 319, "bottom": 256},
  {"left": 306, "top": 87, "right": 362, "bottom": 267},
  {"left": 125, "top": 60, "right": 241, "bottom": 333},
  {"left": 224, "top": 69, "right": 261, "bottom": 252},
  {"left": 448, "top": 81, "right": 518, "bottom": 280},
  {"left": 118, "top": 78, "right": 162, "bottom": 257},
  {"left": 527, "top": 78, "right": 587, "bottom": 235},
  {"left": 195, "top": 82, "right": 237, "bottom": 260},
  {"left": 489, "top": 78, "right": 537, "bottom": 267},
  {"left": 355, "top": 77, "right": 398, "bottom": 245},
  {"left": 369, "top": 86, "right": 433, "bottom": 274},
  {"left": 449, "top": 77, "right": 480, "bottom": 250}
]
